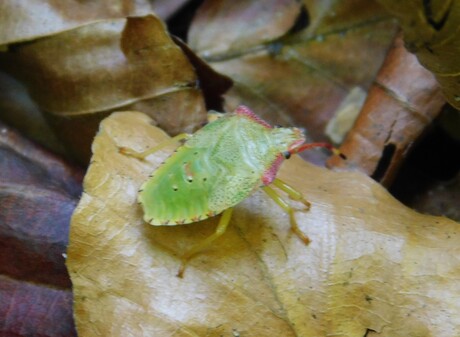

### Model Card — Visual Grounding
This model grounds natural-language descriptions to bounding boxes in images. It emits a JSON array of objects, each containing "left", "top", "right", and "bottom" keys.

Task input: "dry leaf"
[
  {"left": 0, "top": 276, "right": 76, "bottom": 337},
  {"left": 67, "top": 111, "right": 460, "bottom": 337},
  {"left": 0, "top": 121, "right": 83, "bottom": 336},
  {"left": 328, "top": 34, "right": 445, "bottom": 186},
  {"left": 188, "top": 0, "right": 302, "bottom": 56},
  {"left": 377, "top": 0, "right": 460, "bottom": 109},
  {"left": 189, "top": 0, "right": 398, "bottom": 145},
  {"left": 1, "top": 14, "right": 207, "bottom": 163}
]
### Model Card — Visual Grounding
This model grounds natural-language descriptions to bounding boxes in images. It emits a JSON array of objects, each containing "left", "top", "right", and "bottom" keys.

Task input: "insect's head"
[
  {"left": 269, "top": 126, "right": 306, "bottom": 159},
  {"left": 272, "top": 126, "right": 347, "bottom": 160}
]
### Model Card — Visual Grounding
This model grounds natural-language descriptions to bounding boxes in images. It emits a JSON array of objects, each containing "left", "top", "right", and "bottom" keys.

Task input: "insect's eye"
[{"left": 282, "top": 151, "right": 291, "bottom": 159}]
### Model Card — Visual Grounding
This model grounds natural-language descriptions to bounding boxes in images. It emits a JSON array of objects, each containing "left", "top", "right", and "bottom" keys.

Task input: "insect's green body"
[
  {"left": 129, "top": 106, "right": 345, "bottom": 276},
  {"left": 139, "top": 107, "right": 305, "bottom": 226}
]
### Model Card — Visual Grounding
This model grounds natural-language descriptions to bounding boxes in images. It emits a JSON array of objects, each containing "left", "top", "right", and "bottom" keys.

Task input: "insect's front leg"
[
  {"left": 177, "top": 207, "right": 234, "bottom": 278},
  {"left": 119, "top": 133, "right": 191, "bottom": 160},
  {"left": 262, "top": 185, "right": 311, "bottom": 245},
  {"left": 271, "top": 178, "right": 311, "bottom": 210},
  {"left": 206, "top": 110, "right": 225, "bottom": 123}
]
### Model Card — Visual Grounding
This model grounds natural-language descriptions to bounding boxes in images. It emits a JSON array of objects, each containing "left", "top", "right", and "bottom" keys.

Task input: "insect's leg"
[
  {"left": 262, "top": 185, "right": 311, "bottom": 245},
  {"left": 207, "top": 111, "right": 225, "bottom": 123},
  {"left": 119, "top": 133, "right": 190, "bottom": 159},
  {"left": 177, "top": 207, "right": 234, "bottom": 278},
  {"left": 272, "top": 178, "right": 311, "bottom": 210}
]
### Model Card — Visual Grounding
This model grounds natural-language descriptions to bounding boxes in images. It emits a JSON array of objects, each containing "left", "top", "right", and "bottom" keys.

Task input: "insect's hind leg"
[
  {"left": 262, "top": 185, "right": 311, "bottom": 245},
  {"left": 177, "top": 207, "right": 234, "bottom": 278},
  {"left": 119, "top": 133, "right": 190, "bottom": 160}
]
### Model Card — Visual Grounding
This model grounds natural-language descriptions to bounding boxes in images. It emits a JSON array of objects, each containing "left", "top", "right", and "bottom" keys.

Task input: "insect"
[{"left": 122, "top": 106, "right": 345, "bottom": 277}]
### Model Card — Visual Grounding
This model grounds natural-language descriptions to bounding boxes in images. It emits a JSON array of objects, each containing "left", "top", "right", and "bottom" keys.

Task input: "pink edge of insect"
[
  {"left": 261, "top": 142, "right": 347, "bottom": 186},
  {"left": 261, "top": 142, "right": 347, "bottom": 185},
  {"left": 235, "top": 105, "right": 272, "bottom": 129},
  {"left": 262, "top": 154, "right": 284, "bottom": 185}
]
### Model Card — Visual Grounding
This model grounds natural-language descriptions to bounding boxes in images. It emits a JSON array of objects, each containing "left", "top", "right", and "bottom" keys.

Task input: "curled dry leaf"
[
  {"left": 376, "top": 0, "right": 460, "bottom": 109},
  {"left": 189, "top": 0, "right": 398, "bottom": 146},
  {"left": 68, "top": 111, "right": 460, "bottom": 337},
  {"left": 0, "top": 121, "right": 83, "bottom": 336},
  {"left": 328, "top": 34, "right": 446, "bottom": 186},
  {"left": 1, "top": 14, "right": 207, "bottom": 163}
]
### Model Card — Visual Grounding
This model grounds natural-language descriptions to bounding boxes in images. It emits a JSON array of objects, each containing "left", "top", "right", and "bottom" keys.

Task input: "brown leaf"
[
  {"left": 67, "top": 111, "right": 460, "bottom": 336},
  {"left": 188, "top": 0, "right": 398, "bottom": 150},
  {"left": 0, "top": 121, "right": 83, "bottom": 336},
  {"left": 328, "top": 34, "right": 446, "bottom": 186},
  {"left": 376, "top": 0, "right": 460, "bottom": 109},
  {"left": 1, "top": 14, "right": 208, "bottom": 163}
]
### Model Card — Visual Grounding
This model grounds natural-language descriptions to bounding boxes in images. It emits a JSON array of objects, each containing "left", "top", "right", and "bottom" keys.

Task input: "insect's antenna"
[{"left": 290, "top": 142, "right": 347, "bottom": 160}]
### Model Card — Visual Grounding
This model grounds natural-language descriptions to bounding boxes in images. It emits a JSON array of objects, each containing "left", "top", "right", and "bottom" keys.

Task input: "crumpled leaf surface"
[
  {"left": 188, "top": 0, "right": 398, "bottom": 143},
  {"left": 68, "top": 112, "right": 460, "bottom": 337},
  {"left": 0, "top": 121, "right": 83, "bottom": 336}
]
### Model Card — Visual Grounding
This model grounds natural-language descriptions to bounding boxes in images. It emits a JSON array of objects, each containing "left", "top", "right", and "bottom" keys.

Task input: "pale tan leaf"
[{"left": 67, "top": 111, "right": 460, "bottom": 337}]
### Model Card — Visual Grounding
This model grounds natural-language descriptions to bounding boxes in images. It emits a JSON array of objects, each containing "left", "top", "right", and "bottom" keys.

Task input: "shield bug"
[{"left": 121, "top": 106, "right": 345, "bottom": 277}]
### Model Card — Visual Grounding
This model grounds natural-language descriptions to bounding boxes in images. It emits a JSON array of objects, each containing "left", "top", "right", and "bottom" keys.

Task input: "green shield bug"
[{"left": 122, "top": 106, "right": 345, "bottom": 277}]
